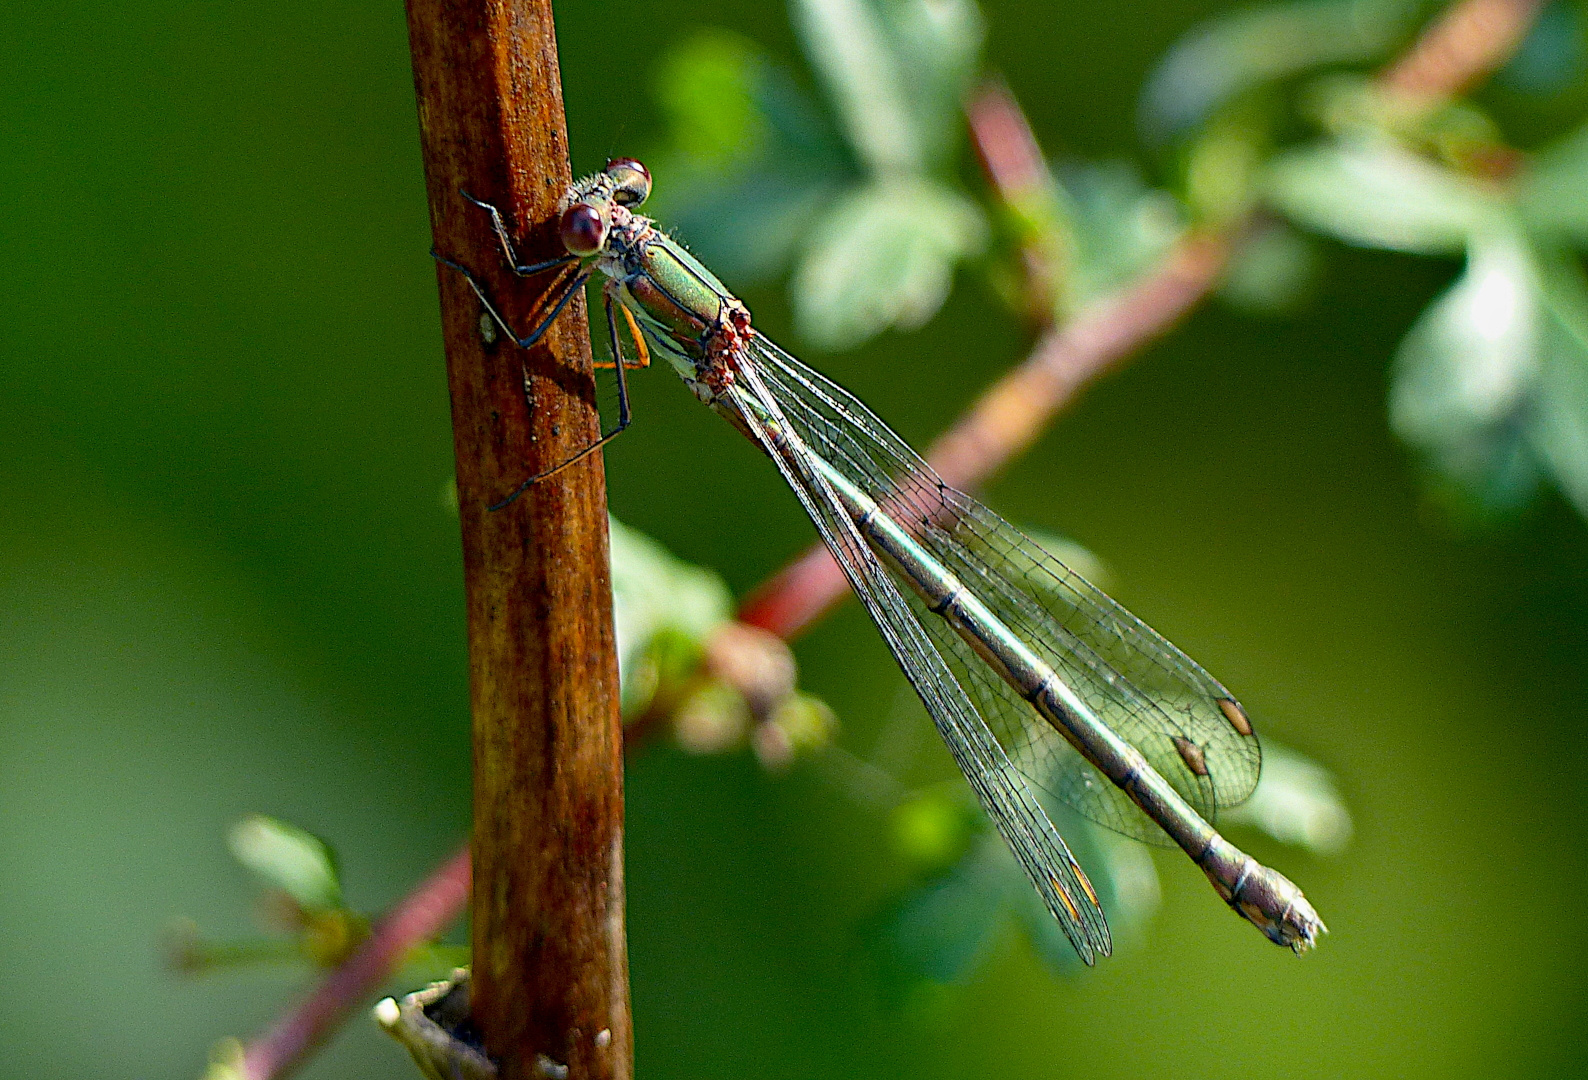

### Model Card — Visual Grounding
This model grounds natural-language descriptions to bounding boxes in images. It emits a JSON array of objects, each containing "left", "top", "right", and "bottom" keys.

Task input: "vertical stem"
[{"left": 404, "top": 4, "right": 631, "bottom": 1080}]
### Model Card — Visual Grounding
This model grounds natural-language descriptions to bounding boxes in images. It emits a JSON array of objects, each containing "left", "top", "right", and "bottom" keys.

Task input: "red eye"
[{"left": 559, "top": 203, "right": 607, "bottom": 256}]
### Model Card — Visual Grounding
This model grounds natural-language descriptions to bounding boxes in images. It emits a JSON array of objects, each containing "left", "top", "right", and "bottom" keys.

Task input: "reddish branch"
[
  {"left": 226, "top": 0, "right": 1545, "bottom": 1075},
  {"left": 1381, "top": 0, "right": 1547, "bottom": 100},
  {"left": 232, "top": 849, "right": 471, "bottom": 1080}
]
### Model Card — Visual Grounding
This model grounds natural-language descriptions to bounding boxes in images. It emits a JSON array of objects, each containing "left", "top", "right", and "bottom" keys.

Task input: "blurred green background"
[{"left": 5, "top": 0, "right": 1588, "bottom": 1077}]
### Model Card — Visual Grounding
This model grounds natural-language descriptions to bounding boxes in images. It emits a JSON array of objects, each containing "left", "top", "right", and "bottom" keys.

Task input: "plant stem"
[
  {"left": 235, "top": 848, "right": 471, "bottom": 1080},
  {"left": 406, "top": 0, "right": 631, "bottom": 1078},
  {"left": 1382, "top": 0, "right": 1547, "bottom": 100}
]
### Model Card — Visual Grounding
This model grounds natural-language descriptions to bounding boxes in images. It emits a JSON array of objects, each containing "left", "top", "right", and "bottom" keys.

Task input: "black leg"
[
  {"left": 487, "top": 293, "right": 637, "bottom": 509},
  {"left": 458, "top": 190, "right": 578, "bottom": 276},
  {"left": 432, "top": 251, "right": 590, "bottom": 351}
]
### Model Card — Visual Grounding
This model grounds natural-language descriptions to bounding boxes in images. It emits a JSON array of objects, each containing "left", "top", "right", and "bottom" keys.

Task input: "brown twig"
[
  {"left": 407, "top": 0, "right": 631, "bottom": 1078},
  {"left": 232, "top": 848, "right": 471, "bottom": 1080}
]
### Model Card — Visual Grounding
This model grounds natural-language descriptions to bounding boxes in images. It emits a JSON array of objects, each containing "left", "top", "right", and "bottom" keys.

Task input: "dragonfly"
[{"left": 437, "top": 158, "right": 1325, "bottom": 964}]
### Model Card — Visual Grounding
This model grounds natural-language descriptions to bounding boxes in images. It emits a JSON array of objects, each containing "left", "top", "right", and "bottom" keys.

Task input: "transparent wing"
[
  {"left": 745, "top": 334, "right": 1261, "bottom": 844},
  {"left": 721, "top": 364, "right": 1111, "bottom": 964}
]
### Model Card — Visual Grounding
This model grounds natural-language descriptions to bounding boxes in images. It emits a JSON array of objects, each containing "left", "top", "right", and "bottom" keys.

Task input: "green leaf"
[
  {"left": 1221, "top": 740, "right": 1352, "bottom": 854},
  {"left": 1013, "top": 800, "right": 1159, "bottom": 974},
  {"left": 227, "top": 815, "right": 343, "bottom": 912},
  {"left": 890, "top": 789, "right": 980, "bottom": 873},
  {"left": 1022, "top": 528, "right": 1110, "bottom": 591},
  {"left": 792, "top": 0, "right": 923, "bottom": 173},
  {"left": 1057, "top": 161, "right": 1184, "bottom": 304},
  {"left": 654, "top": 29, "right": 767, "bottom": 166},
  {"left": 792, "top": 176, "right": 985, "bottom": 349},
  {"left": 1526, "top": 254, "right": 1588, "bottom": 518},
  {"left": 877, "top": 0, "right": 986, "bottom": 169},
  {"left": 1218, "top": 220, "right": 1320, "bottom": 315},
  {"left": 1139, "top": 0, "right": 1416, "bottom": 144},
  {"left": 647, "top": 31, "right": 849, "bottom": 285},
  {"left": 1267, "top": 137, "right": 1501, "bottom": 255},
  {"left": 1390, "top": 228, "right": 1544, "bottom": 514},
  {"left": 609, "top": 516, "right": 734, "bottom": 713},
  {"left": 1519, "top": 119, "right": 1588, "bottom": 246}
]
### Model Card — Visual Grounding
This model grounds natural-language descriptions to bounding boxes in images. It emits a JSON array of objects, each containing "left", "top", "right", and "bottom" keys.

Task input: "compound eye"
[
  {"left": 559, "top": 202, "right": 608, "bottom": 256},
  {"left": 606, "top": 157, "right": 652, "bottom": 206}
]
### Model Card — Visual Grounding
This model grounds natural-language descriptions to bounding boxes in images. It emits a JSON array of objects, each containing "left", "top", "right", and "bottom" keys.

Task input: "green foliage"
[
  {"left": 227, "top": 814, "right": 343, "bottom": 913},
  {"left": 1151, "top": 1, "right": 1588, "bottom": 521},
  {"left": 174, "top": 818, "right": 465, "bottom": 981},
  {"left": 1266, "top": 135, "right": 1497, "bottom": 254},
  {"left": 792, "top": 175, "right": 984, "bottom": 346},
  {"left": 874, "top": 791, "right": 1162, "bottom": 984},
  {"left": 1219, "top": 220, "right": 1321, "bottom": 313},
  {"left": 1138, "top": 0, "right": 1420, "bottom": 144},
  {"left": 1055, "top": 162, "right": 1186, "bottom": 305},
  {"left": 1521, "top": 117, "right": 1588, "bottom": 243},
  {"left": 609, "top": 515, "right": 734, "bottom": 716},
  {"left": 871, "top": 731, "right": 1351, "bottom": 987},
  {"left": 1222, "top": 740, "right": 1354, "bottom": 854},
  {"left": 649, "top": 0, "right": 987, "bottom": 350}
]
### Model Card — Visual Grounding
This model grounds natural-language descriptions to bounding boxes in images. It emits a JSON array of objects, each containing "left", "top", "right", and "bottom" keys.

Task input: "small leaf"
[
  {"left": 609, "top": 516, "right": 733, "bottom": 713},
  {"left": 653, "top": 30, "right": 767, "bottom": 166},
  {"left": 792, "top": 0, "right": 922, "bottom": 173},
  {"left": 1139, "top": 0, "right": 1415, "bottom": 144},
  {"left": 1185, "top": 99, "right": 1275, "bottom": 226},
  {"left": 793, "top": 177, "right": 985, "bottom": 349},
  {"left": 647, "top": 32, "right": 849, "bottom": 285},
  {"left": 1390, "top": 228, "right": 1544, "bottom": 514},
  {"left": 1057, "top": 161, "right": 1185, "bottom": 304},
  {"left": 1267, "top": 137, "right": 1501, "bottom": 255},
  {"left": 1219, "top": 220, "right": 1320, "bottom": 315},
  {"left": 227, "top": 815, "right": 343, "bottom": 912},
  {"left": 891, "top": 789, "right": 979, "bottom": 872},
  {"left": 1022, "top": 528, "right": 1111, "bottom": 590},
  {"left": 1222, "top": 740, "right": 1352, "bottom": 854},
  {"left": 1014, "top": 799, "right": 1159, "bottom": 974}
]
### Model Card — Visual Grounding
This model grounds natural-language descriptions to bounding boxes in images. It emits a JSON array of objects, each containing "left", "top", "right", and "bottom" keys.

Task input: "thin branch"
[
  {"left": 967, "top": 79, "right": 1069, "bottom": 322},
  {"left": 1381, "top": 0, "right": 1547, "bottom": 101},
  {"left": 233, "top": 848, "right": 471, "bottom": 1080}
]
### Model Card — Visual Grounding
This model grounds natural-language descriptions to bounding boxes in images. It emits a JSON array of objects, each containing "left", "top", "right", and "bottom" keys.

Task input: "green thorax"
[{"left": 607, "top": 213, "right": 742, "bottom": 367}]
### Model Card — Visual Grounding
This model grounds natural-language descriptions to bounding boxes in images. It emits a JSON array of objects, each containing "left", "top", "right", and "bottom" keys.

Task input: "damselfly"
[{"left": 438, "top": 159, "right": 1325, "bottom": 963}]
